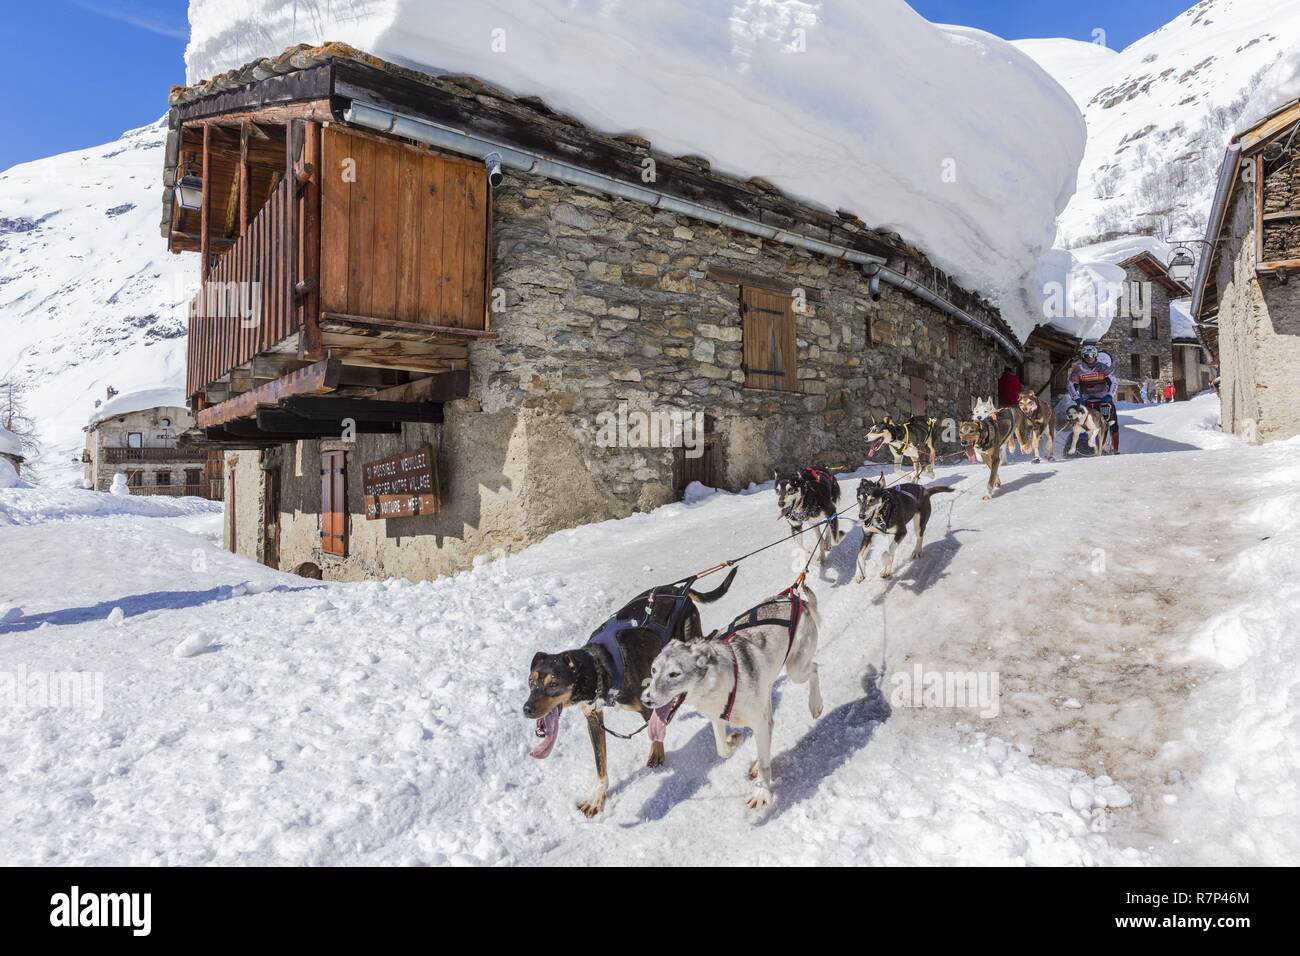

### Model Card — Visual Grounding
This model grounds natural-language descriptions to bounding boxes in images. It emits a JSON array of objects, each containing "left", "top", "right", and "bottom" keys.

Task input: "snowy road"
[{"left": 2, "top": 396, "right": 1296, "bottom": 865}]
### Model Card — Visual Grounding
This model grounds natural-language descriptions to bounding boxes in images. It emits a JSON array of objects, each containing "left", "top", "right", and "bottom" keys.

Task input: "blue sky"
[{"left": 0, "top": 0, "right": 1196, "bottom": 172}]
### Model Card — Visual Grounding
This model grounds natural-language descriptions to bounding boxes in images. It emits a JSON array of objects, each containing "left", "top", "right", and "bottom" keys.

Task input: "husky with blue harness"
[
  {"left": 855, "top": 475, "right": 956, "bottom": 580},
  {"left": 522, "top": 568, "right": 738, "bottom": 817}
]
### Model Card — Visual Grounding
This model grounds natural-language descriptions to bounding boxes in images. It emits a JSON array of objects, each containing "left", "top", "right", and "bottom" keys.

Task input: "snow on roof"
[
  {"left": 184, "top": 0, "right": 1087, "bottom": 343},
  {"left": 86, "top": 386, "right": 189, "bottom": 428},
  {"left": 0, "top": 424, "right": 23, "bottom": 458},
  {"left": 1069, "top": 235, "right": 1173, "bottom": 268},
  {"left": 1170, "top": 298, "right": 1198, "bottom": 340}
]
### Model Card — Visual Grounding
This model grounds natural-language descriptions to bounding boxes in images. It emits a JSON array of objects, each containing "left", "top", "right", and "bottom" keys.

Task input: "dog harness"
[
  {"left": 586, "top": 578, "right": 697, "bottom": 699},
  {"left": 714, "top": 588, "right": 805, "bottom": 722},
  {"left": 780, "top": 467, "right": 837, "bottom": 523}
]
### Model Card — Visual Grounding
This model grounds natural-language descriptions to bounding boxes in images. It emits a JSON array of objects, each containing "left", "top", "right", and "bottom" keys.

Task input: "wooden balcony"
[
  {"left": 179, "top": 117, "right": 493, "bottom": 440},
  {"left": 103, "top": 445, "right": 209, "bottom": 463}
]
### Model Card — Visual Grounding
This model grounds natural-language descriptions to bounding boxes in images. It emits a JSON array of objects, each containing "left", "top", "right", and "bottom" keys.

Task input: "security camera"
[{"left": 484, "top": 151, "right": 504, "bottom": 188}]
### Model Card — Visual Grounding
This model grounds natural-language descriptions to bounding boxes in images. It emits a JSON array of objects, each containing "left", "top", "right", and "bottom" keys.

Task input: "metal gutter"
[
  {"left": 342, "top": 99, "right": 1022, "bottom": 362},
  {"left": 1190, "top": 142, "right": 1241, "bottom": 320}
]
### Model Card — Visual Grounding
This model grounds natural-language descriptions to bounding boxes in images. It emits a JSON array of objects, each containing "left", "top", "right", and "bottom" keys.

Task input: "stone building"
[
  {"left": 1193, "top": 98, "right": 1300, "bottom": 443},
  {"left": 83, "top": 387, "right": 217, "bottom": 496},
  {"left": 162, "top": 45, "right": 1023, "bottom": 579},
  {"left": 1095, "top": 251, "right": 1189, "bottom": 399}
]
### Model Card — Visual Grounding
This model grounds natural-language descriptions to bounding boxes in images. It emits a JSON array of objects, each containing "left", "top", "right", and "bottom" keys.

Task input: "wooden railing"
[
  {"left": 130, "top": 483, "right": 209, "bottom": 498},
  {"left": 186, "top": 175, "right": 296, "bottom": 401},
  {"left": 103, "top": 446, "right": 208, "bottom": 463}
]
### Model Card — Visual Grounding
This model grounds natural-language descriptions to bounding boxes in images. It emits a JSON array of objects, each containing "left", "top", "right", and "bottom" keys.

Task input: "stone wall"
[
  {"left": 245, "top": 170, "right": 1015, "bottom": 580},
  {"left": 1213, "top": 183, "right": 1300, "bottom": 442}
]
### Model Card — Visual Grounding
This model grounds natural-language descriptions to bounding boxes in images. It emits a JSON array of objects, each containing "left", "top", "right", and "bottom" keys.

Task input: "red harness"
[{"left": 718, "top": 588, "right": 805, "bottom": 721}]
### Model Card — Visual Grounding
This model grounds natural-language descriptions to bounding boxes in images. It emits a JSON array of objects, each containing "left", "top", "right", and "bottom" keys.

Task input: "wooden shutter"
[
  {"left": 947, "top": 327, "right": 959, "bottom": 359},
  {"left": 1131, "top": 354, "right": 1142, "bottom": 379},
  {"left": 320, "top": 450, "right": 348, "bottom": 557},
  {"left": 741, "top": 287, "right": 798, "bottom": 392}
]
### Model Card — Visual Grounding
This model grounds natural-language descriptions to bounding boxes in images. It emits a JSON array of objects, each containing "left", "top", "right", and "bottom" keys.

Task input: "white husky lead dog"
[{"left": 642, "top": 586, "right": 822, "bottom": 810}]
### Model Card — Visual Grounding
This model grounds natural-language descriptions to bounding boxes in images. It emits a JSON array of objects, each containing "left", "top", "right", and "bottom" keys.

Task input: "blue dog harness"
[{"left": 585, "top": 578, "right": 699, "bottom": 699}]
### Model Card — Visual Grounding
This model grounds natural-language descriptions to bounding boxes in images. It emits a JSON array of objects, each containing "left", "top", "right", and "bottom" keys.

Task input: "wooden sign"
[{"left": 361, "top": 445, "right": 439, "bottom": 520}]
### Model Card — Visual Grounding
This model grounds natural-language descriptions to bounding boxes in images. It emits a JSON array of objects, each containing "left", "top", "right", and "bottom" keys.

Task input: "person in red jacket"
[
  {"left": 1163, "top": 381, "right": 1175, "bottom": 403},
  {"left": 997, "top": 366, "right": 1023, "bottom": 408}
]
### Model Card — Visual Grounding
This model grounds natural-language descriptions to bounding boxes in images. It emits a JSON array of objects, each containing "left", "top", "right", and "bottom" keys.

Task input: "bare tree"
[{"left": 0, "top": 376, "right": 41, "bottom": 470}]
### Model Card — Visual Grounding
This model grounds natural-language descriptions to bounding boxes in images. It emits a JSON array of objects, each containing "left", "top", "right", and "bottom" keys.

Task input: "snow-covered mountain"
[
  {"left": 1016, "top": 0, "right": 1300, "bottom": 247},
  {"left": 0, "top": 120, "right": 198, "bottom": 481}
]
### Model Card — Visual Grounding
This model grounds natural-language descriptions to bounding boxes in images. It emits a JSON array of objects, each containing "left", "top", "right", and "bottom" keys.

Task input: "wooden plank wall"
[{"left": 320, "top": 128, "right": 488, "bottom": 330}]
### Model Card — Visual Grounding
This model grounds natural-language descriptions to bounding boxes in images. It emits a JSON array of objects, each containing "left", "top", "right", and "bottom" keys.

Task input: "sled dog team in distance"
[{"left": 524, "top": 346, "right": 1125, "bottom": 814}]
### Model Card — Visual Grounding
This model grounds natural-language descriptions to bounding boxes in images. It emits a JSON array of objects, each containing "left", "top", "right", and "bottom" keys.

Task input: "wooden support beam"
[
  {"left": 239, "top": 122, "right": 250, "bottom": 234},
  {"left": 243, "top": 413, "right": 402, "bottom": 438},
  {"left": 299, "top": 120, "right": 323, "bottom": 360},
  {"left": 195, "top": 358, "right": 342, "bottom": 429},
  {"left": 371, "top": 370, "right": 470, "bottom": 403},
  {"left": 319, "top": 311, "right": 500, "bottom": 340},
  {"left": 281, "top": 396, "right": 444, "bottom": 424},
  {"left": 200, "top": 125, "right": 211, "bottom": 280}
]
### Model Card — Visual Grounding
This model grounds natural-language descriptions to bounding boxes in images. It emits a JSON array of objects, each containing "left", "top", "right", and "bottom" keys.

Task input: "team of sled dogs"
[{"left": 525, "top": 389, "right": 1107, "bottom": 814}]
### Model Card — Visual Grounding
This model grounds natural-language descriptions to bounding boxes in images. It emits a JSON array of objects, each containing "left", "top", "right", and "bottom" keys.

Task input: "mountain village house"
[
  {"left": 82, "top": 387, "right": 220, "bottom": 498},
  {"left": 1095, "top": 251, "right": 1190, "bottom": 401},
  {"left": 164, "top": 43, "right": 1026, "bottom": 580},
  {"left": 1193, "top": 97, "right": 1300, "bottom": 443}
]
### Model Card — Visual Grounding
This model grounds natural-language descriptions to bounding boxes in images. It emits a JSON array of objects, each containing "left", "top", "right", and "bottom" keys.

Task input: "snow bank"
[
  {"left": 0, "top": 458, "right": 23, "bottom": 490},
  {"left": 0, "top": 484, "right": 220, "bottom": 527},
  {"left": 1164, "top": 437, "right": 1300, "bottom": 864},
  {"left": 186, "top": 0, "right": 1086, "bottom": 341},
  {"left": 87, "top": 386, "right": 189, "bottom": 428},
  {"left": 0, "top": 424, "right": 23, "bottom": 458}
]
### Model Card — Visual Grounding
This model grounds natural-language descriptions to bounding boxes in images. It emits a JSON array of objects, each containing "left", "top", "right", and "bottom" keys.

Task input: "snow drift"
[{"left": 186, "top": 0, "right": 1086, "bottom": 341}]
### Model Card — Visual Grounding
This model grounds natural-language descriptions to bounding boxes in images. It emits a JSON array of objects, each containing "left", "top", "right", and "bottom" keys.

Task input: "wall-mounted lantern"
[
  {"left": 176, "top": 153, "right": 204, "bottom": 210},
  {"left": 1168, "top": 246, "right": 1196, "bottom": 283}
]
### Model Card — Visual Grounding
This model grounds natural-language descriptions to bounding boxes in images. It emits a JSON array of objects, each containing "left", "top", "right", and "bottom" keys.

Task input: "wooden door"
[
  {"left": 227, "top": 463, "right": 237, "bottom": 553},
  {"left": 263, "top": 466, "right": 281, "bottom": 569},
  {"left": 320, "top": 450, "right": 348, "bottom": 557}
]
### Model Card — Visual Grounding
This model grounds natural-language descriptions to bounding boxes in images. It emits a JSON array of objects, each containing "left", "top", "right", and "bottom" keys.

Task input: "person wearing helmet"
[{"left": 1067, "top": 345, "right": 1120, "bottom": 453}]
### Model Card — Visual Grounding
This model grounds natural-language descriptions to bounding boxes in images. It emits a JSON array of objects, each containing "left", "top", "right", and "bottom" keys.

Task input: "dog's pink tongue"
[
  {"left": 965, "top": 446, "right": 978, "bottom": 464},
  {"left": 529, "top": 706, "right": 562, "bottom": 759}
]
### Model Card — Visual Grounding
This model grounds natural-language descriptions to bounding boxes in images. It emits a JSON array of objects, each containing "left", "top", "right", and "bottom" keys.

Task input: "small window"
[
  {"left": 160, "top": 417, "right": 171, "bottom": 428},
  {"left": 1150, "top": 355, "right": 1161, "bottom": 379},
  {"left": 127, "top": 432, "right": 143, "bottom": 448},
  {"left": 740, "top": 287, "right": 798, "bottom": 392},
  {"left": 320, "top": 450, "right": 349, "bottom": 557},
  {"left": 1150, "top": 314, "right": 1160, "bottom": 340},
  {"left": 1131, "top": 354, "right": 1142, "bottom": 379},
  {"left": 947, "top": 328, "right": 959, "bottom": 359},
  {"left": 156, "top": 471, "right": 171, "bottom": 486}
]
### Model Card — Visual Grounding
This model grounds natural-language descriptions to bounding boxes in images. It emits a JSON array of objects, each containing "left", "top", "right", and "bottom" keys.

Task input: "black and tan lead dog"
[
  {"left": 523, "top": 568, "right": 737, "bottom": 817},
  {"left": 774, "top": 466, "right": 846, "bottom": 565},
  {"left": 855, "top": 476, "right": 955, "bottom": 580}
]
